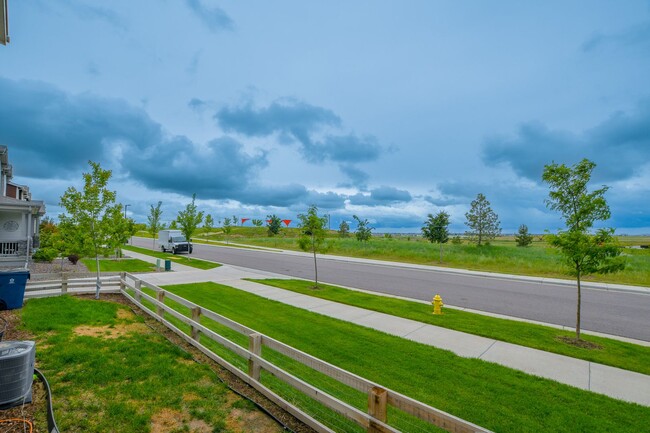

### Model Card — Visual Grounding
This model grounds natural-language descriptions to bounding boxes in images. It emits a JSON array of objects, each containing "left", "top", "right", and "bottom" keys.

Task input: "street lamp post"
[{"left": 124, "top": 204, "right": 131, "bottom": 245}]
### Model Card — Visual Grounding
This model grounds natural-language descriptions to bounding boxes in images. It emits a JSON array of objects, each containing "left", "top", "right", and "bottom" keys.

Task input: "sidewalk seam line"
[
  {"left": 402, "top": 324, "right": 429, "bottom": 338},
  {"left": 477, "top": 340, "right": 498, "bottom": 359}
]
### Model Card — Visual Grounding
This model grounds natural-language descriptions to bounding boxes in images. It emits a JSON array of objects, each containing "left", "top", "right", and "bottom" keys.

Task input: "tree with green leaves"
[
  {"left": 204, "top": 214, "right": 214, "bottom": 239},
  {"left": 59, "top": 161, "right": 121, "bottom": 299},
  {"left": 232, "top": 215, "right": 239, "bottom": 226},
  {"left": 465, "top": 193, "right": 501, "bottom": 246},
  {"left": 148, "top": 201, "right": 163, "bottom": 250},
  {"left": 252, "top": 218, "right": 263, "bottom": 227},
  {"left": 105, "top": 206, "right": 134, "bottom": 259},
  {"left": 176, "top": 193, "right": 204, "bottom": 258},
  {"left": 169, "top": 220, "right": 178, "bottom": 230},
  {"left": 222, "top": 217, "right": 233, "bottom": 243},
  {"left": 422, "top": 211, "right": 450, "bottom": 263},
  {"left": 338, "top": 220, "right": 350, "bottom": 238},
  {"left": 543, "top": 158, "right": 625, "bottom": 340},
  {"left": 515, "top": 224, "right": 534, "bottom": 247},
  {"left": 267, "top": 214, "right": 281, "bottom": 236},
  {"left": 297, "top": 205, "right": 328, "bottom": 288},
  {"left": 353, "top": 215, "right": 373, "bottom": 242}
]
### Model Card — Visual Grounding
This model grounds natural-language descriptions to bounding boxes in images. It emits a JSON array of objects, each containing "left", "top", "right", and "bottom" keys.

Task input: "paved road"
[{"left": 132, "top": 237, "right": 650, "bottom": 341}]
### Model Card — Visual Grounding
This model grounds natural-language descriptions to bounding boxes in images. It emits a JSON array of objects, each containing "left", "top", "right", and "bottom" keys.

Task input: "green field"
[
  {"left": 146, "top": 282, "right": 650, "bottom": 433},
  {"left": 164, "top": 227, "right": 650, "bottom": 286}
]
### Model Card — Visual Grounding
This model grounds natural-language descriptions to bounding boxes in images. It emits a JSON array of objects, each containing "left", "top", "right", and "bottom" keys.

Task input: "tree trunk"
[
  {"left": 94, "top": 252, "right": 101, "bottom": 300},
  {"left": 576, "top": 269, "right": 582, "bottom": 339},
  {"left": 312, "top": 233, "right": 318, "bottom": 288}
]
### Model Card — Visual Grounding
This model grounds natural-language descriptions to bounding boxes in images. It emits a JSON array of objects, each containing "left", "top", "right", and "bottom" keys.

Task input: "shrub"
[
  {"left": 451, "top": 235, "right": 463, "bottom": 245},
  {"left": 68, "top": 254, "right": 80, "bottom": 265},
  {"left": 33, "top": 248, "right": 58, "bottom": 263}
]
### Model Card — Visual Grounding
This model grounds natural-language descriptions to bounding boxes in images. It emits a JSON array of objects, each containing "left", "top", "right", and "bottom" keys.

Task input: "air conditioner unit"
[{"left": 0, "top": 340, "right": 35, "bottom": 409}]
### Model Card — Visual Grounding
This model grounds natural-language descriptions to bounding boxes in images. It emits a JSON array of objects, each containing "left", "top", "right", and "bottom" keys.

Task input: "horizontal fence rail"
[
  {"left": 119, "top": 272, "right": 493, "bottom": 433},
  {"left": 25, "top": 273, "right": 122, "bottom": 298}
]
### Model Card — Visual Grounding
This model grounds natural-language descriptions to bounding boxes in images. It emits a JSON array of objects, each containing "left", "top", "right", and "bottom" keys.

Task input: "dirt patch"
[
  {"left": 116, "top": 308, "right": 136, "bottom": 320},
  {"left": 151, "top": 408, "right": 211, "bottom": 433},
  {"left": 73, "top": 322, "right": 149, "bottom": 339},
  {"left": 556, "top": 336, "right": 604, "bottom": 350},
  {"left": 227, "top": 408, "right": 284, "bottom": 433}
]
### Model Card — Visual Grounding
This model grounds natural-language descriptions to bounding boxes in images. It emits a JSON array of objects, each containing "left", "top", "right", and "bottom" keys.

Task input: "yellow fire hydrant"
[{"left": 432, "top": 294, "right": 444, "bottom": 315}]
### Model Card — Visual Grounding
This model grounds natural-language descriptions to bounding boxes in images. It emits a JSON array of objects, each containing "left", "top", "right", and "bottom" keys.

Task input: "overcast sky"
[{"left": 2, "top": 1, "right": 649, "bottom": 233}]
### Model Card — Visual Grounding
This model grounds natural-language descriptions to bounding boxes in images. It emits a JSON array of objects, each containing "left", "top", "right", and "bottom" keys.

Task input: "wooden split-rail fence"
[{"left": 23, "top": 272, "right": 493, "bottom": 433}]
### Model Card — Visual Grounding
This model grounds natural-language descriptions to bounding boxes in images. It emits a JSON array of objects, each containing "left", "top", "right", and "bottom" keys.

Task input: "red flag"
[
  {"left": 282, "top": 219, "right": 292, "bottom": 227},
  {"left": 241, "top": 218, "right": 250, "bottom": 225}
]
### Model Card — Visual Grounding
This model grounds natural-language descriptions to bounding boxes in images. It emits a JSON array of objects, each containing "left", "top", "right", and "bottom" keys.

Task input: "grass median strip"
[
  {"left": 156, "top": 282, "right": 649, "bottom": 433},
  {"left": 122, "top": 244, "right": 221, "bottom": 270},
  {"left": 248, "top": 278, "right": 650, "bottom": 376},
  {"left": 81, "top": 258, "right": 156, "bottom": 272}
]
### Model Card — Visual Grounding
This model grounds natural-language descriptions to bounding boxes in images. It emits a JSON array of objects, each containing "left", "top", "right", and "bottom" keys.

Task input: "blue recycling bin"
[{"left": 0, "top": 270, "right": 30, "bottom": 310}]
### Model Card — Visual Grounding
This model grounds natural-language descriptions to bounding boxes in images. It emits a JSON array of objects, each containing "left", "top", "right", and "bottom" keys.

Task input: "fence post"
[
  {"left": 119, "top": 272, "right": 125, "bottom": 291},
  {"left": 368, "top": 386, "right": 387, "bottom": 433},
  {"left": 61, "top": 273, "right": 68, "bottom": 294},
  {"left": 156, "top": 290, "right": 165, "bottom": 318},
  {"left": 248, "top": 333, "right": 262, "bottom": 381},
  {"left": 190, "top": 307, "right": 201, "bottom": 341},
  {"left": 134, "top": 279, "right": 142, "bottom": 302}
]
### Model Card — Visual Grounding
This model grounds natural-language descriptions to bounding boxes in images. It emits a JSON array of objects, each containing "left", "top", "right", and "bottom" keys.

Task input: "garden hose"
[{"left": 34, "top": 368, "right": 60, "bottom": 433}]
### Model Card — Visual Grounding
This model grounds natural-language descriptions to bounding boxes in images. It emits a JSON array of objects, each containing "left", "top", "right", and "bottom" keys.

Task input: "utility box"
[
  {"left": 0, "top": 270, "right": 30, "bottom": 310},
  {"left": 164, "top": 259, "right": 171, "bottom": 272}
]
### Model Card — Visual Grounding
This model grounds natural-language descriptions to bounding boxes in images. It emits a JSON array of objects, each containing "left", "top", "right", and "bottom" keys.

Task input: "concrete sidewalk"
[{"left": 126, "top": 258, "right": 650, "bottom": 407}]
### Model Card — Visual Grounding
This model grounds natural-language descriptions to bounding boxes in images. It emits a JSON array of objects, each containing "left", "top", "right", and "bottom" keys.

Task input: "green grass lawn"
[
  {"left": 249, "top": 279, "right": 650, "bottom": 376},
  {"left": 148, "top": 282, "right": 650, "bottom": 433},
  {"left": 19, "top": 295, "right": 280, "bottom": 433},
  {"left": 191, "top": 228, "right": 650, "bottom": 286},
  {"left": 81, "top": 257, "right": 156, "bottom": 272},
  {"left": 122, "top": 244, "right": 221, "bottom": 270}
]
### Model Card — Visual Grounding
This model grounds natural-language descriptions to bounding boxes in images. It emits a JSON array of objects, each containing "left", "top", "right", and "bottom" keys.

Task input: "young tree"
[
  {"left": 297, "top": 205, "right": 328, "bottom": 288},
  {"left": 267, "top": 214, "right": 281, "bottom": 236},
  {"left": 105, "top": 205, "right": 134, "bottom": 259},
  {"left": 169, "top": 220, "right": 178, "bottom": 230},
  {"left": 338, "top": 220, "right": 350, "bottom": 238},
  {"left": 465, "top": 193, "right": 501, "bottom": 246},
  {"left": 232, "top": 215, "right": 239, "bottom": 226},
  {"left": 515, "top": 224, "right": 534, "bottom": 247},
  {"left": 59, "top": 161, "right": 119, "bottom": 299},
  {"left": 252, "top": 218, "right": 263, "bottom": 227},
  {"left": 422, "top": 211, "right": 450, "bottom": 263},
  {"left": 204, "top": 214, "right": 214, "bottom": 239},
  {"left": 353, "top": 215, "right": 373, "bottom": 242},
  {"left": 147, "top": 201, "right": 163, "bottom": 250},
  {"left": 176, "top": 193, "right": 204, "bottom": 258},
  {"left": 543, "top": 158, "right": 625, "bottom": 340},
  {"left": 222, "top": 217, "right": 233, "bottom": 244}
]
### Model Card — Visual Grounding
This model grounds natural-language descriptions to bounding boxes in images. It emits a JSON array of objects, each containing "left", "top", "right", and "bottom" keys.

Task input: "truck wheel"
[
  {"left": 161, "top": 246, "right": 166, "bottom": 252},
  {"left": 172, "top": 247, "right": 177, "bottom": 254}
]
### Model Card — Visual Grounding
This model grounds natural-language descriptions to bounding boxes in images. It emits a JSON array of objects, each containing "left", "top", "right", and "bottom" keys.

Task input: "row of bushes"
[{"left": 32, "top": 248, "right": 79, "bottom": 264}]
